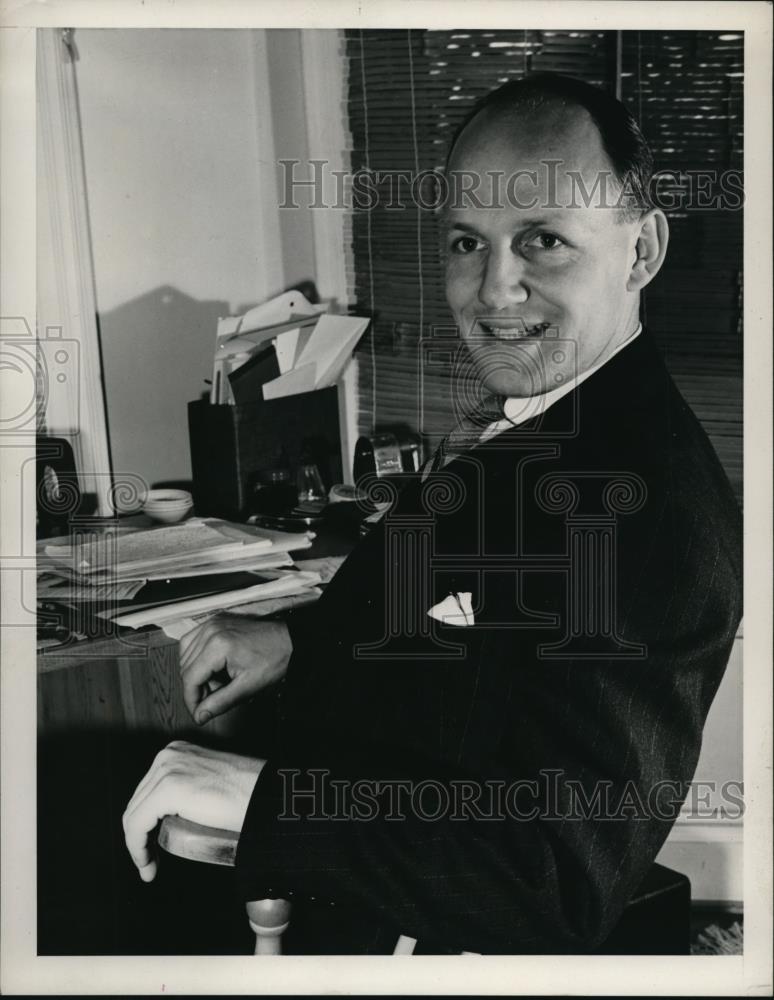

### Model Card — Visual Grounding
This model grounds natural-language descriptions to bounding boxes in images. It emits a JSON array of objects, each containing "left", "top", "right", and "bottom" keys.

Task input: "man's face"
[{"left": 444, "top": 108, "right": 642, "bottom": 399}]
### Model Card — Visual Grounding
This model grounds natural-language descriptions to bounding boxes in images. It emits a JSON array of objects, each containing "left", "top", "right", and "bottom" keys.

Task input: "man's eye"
[
  {"left": 450, "top": 234, "right": 484, "bottom": 254},
  {"left": 525, "top": 232, "right": 564, "bottom": 251}
]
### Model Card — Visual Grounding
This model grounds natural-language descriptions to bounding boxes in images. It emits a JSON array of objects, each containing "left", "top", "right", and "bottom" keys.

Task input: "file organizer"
[{"left": 188, "top": 386, "right": 342, "bottom": 521}]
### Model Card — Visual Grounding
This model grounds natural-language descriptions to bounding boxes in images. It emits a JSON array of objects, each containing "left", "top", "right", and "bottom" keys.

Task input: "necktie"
[{"left": 423, "top": 393, "right": 507, "bottom": 478}]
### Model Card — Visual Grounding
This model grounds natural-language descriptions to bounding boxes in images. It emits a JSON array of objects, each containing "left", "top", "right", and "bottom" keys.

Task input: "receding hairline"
[
  {"left": 447, "top": 99, "right": 610, "bottom": 171},
  {"left": 443, "top": 76, "right": 655, "bottom": 222},
  {"left": 445, "top": 97, "right": 646, "bottom": 223}
]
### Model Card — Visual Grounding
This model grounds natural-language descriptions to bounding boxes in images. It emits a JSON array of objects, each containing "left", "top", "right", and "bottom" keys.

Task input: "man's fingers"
[
  {"left": 194, "top": 672, "right": 251, "bottom": 725},
  {"left": 178, "top": 620, "right": 207, "bottom": 664},
  {"left": 179, "top": 620, "right": 215, "bottom": 670},
  {"left": 123, "top": 768, "right": 183, "bottom": 880},
  {"left": 124, "top": 743, "right": 178, "bottom": 817},
  {"left": 122, "top": 741, "right": 263, "bottom": 884},
  {"left": 137, "top": 858, "right": 158, "bottom": 883},
  {"left": 179, "top": 634, "right": 230, "bottom": 717}
]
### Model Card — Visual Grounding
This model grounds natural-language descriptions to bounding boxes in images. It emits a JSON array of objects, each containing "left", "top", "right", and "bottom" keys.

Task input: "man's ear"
[{"left": 627, "top": 209, "right": 669, "bottom": 291}]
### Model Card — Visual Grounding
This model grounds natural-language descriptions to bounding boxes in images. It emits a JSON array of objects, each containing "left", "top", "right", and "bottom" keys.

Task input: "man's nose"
[{"left": 477, "top": 251, "right": 529, "bottom": 310}]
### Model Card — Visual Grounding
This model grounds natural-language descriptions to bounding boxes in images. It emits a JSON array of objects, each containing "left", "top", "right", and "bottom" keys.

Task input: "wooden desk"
[
  {"left": 38, "top": 627, "right": 244, "bottom": 741},
  {"left": 37, "top": 516, "right": 355, "bottom": 740}
]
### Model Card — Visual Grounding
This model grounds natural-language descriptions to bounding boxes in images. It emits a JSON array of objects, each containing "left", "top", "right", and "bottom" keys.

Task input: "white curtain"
[{"left": 37, "top": 27, "right": 113, "bottom": 515}]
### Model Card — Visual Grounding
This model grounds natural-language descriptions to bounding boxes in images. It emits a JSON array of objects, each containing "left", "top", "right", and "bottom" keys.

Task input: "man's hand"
[
  {"left": 179, "top": 616, "right": 292, "bottom": 725},
  {"left": 122, "top": 741, "right": 264, "bottom": 883}
]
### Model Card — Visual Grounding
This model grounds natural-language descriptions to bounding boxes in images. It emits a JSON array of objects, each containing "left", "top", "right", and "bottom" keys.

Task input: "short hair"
[{"left": 446, "top": 72, "right": 655, "bottom": 219}]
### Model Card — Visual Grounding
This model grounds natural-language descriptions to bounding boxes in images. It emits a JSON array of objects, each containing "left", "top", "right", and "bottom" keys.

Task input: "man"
[{"left": 123, "top": 74, "right": 742, "bottom": 954}]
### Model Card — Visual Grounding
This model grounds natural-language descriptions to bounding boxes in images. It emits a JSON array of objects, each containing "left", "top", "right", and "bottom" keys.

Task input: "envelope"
[
  {"left": 216, "top": 290, "right": 321, "bottom": 343},
  {"left": 295, "top": 314, "right": 369, "bottom": 388},
  {"left": 261, "top": 314, "right": 370, "bottom": 399},
  {"left": 211, "top": 291, "right": 324, "bottom": 403},
  {"left": 261, "top": 363, "right": 317, "bottom": 400},
  {"left": 211, "top": 291, "right": 369, "bottom": 404}
]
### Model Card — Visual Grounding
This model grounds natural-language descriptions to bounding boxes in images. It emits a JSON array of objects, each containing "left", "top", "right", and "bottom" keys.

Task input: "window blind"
[
  {"left": 619, "top": 31, "right": 743, "bottom": 499},
  {"left": 343, "top": 29, "right": 743, "bottom": 499}
]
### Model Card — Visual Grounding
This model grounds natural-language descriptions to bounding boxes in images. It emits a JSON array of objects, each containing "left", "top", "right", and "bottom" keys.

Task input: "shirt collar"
[{"left": 481, "top": 323, "right": 642, "bottom": 440}]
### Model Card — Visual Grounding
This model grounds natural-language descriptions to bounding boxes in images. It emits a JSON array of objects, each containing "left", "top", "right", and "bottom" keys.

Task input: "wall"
[
  {"left": 657, "top": 632, "right": 744, "bottom": 903},
  {"left": 75, "top": 28, "right": 315, "bottom": 492},
  {"left": 265, "top": 29, "right": 317, "bottom": 304}
]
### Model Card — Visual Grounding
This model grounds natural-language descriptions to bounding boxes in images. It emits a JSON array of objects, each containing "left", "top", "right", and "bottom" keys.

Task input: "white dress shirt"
[{"left": 478, "top": 323, "right": 642, "bottom": 444}]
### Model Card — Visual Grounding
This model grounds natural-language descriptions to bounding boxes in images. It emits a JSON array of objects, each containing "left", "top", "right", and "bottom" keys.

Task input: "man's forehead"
[
  {"left": 444, "top": 106, "right": 623, "bottom": 220},
  {"left": 448, "top": 104, "right": 612, "bottom": 177},
  {"left": 442, "top": 203, "right": 618, "bottom": 239},
  {"left": 454, "top": 99, "right": 595, "bottom": 148}
]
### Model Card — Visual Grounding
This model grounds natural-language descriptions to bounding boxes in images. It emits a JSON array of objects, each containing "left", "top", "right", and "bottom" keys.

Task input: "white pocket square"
[{"left": 427, "top": 592, "right": 475, "bottom": 626}]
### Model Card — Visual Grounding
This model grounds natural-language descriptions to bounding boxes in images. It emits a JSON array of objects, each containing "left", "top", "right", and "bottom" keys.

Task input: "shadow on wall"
[{"left": 98, "top": 285, "right": 228, "bottom": 506}]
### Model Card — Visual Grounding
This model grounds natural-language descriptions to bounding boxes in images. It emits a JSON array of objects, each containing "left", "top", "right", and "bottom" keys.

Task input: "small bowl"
[{"left": 142, "top": 489, "right": 193, "bottom": 523}]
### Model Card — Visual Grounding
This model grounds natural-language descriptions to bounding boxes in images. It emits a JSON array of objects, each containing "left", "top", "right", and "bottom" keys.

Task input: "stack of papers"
[
  {"left": 41, "top": 519, "right": 312, "bottom": 577},
  {"left": 211, "top": 290, "right": 369, "bottom": 404},
  {"left": 106, "top": 569, "right": 321, "bottom": 629},
  {"left": 44, "top": 521, "right": 259, "bottom": 576},
  {"left": 37, "top": 517, "right": 322, "bottom": 638},
  {"left": 160, "top": 587, "right": 322, "bottom": 641}
]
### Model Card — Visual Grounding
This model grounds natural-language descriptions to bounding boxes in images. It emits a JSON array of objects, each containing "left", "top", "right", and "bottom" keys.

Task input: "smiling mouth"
[{"left": 477, "top": 320, "right": 551, "bottom": 340}]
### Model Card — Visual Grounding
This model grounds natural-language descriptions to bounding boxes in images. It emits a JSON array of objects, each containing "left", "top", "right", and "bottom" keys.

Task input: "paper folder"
[{"left": 260, "top": 314, "right": 369, "bottom": 400}]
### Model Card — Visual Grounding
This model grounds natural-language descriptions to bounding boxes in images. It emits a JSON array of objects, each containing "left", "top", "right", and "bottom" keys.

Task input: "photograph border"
[{"left": 1, "top": 1, "right": 771, "bottom": 995}]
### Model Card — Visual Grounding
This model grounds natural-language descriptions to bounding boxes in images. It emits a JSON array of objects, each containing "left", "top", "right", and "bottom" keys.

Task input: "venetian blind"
[
  {"left": 619, "top": 31, "right": 743, "bottom": 499},
  {"left": 343, "top": 29, "right": 743, "bottom": 499}
]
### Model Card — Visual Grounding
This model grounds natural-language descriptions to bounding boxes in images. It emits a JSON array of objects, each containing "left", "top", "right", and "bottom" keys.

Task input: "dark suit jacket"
[{"left": 235, "top": 331, "right": 742, "bottom": 954}]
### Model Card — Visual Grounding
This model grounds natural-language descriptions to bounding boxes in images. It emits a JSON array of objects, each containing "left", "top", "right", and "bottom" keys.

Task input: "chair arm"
[
  {"left": 158, "top": 815, "right": 291, "bottom": 955},
  {"left": 158, "top": 814, "right": 240, "bottom": 866}
]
